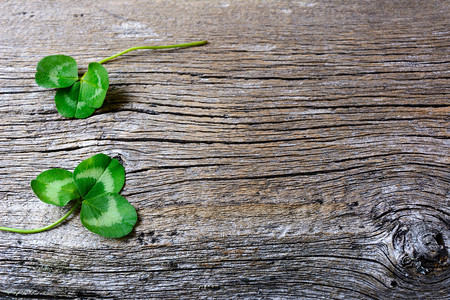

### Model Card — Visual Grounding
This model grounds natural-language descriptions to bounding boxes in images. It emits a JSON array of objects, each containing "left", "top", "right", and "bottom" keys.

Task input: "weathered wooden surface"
[{"left": 0, "top": 0, "right": 448, "bottom": 298}]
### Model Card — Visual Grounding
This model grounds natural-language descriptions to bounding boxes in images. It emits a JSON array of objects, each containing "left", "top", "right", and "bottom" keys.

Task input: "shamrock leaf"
[
  {"left": 73, "top": 153, "right": 125, "bottom": 198},
  {"left": 55, "top": 82, "right": 96, "bottom": 119},
  {"left": 80, "top": 193, "right": 137, "bottom": 238},
  {"left": 35, "top": 40, "right": 207, "bottom": 118},
  {"left": 36, "top": 56, "right": 109, "bottom": 119},
  {"left": 35, "top": 55, "right": 78, "bottom": 88},
  {"left": 73, "top": 153, "right": 136, "bottom": 238},
  {"left": 72, "top": 154, "right": 136, "bottom": 238},
  {"left": 30, "top": 168, "right": 80, "bottom": 206},
  {"left": 1, "top": 154, "right": 137, "bottom": 238},
  {"left": 79, "top": 62, "right": 109, "bottom": 109}
]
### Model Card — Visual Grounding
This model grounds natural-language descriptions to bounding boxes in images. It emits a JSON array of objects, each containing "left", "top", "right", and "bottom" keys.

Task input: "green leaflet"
[
  {"left": 29, "top": 154, "right": 136, "bottom": 238},
  {"left": 36, "top": 56, "right": 109, "bottom": 119},
  {"left": 35, "top": 55, "right": 78, "bottom": 89},
  {"left": 73, "top": 153, "right": 125, "bottom": 199},
  {"left": 81, "top": 193, "right": 137, "bottom": 238},
  {"left": 80, "top": 63, "right": 109, "bottom": 109},
  {"left": 31, "top": 168, "right": 80, "bottom": 206},
  {"left": 55, "top": 82, "right": 96, "bottom": 119}
]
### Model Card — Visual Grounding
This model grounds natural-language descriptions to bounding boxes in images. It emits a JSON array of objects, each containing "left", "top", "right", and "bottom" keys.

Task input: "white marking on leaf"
[
  {"left": 94, "top": 69, "right": 102, "bottom": 87},
  {"left": 77, "top": 98, "right": 89, "bottom": 112},
  {"left": 98, "top": 167, "right": 115, "bottom": 192},
  {"left": 87, "top": 86, "right": 104, "bottom": 102},
  {"left": 84, "top": 195, "right": 122, "bottom": 227},
  {"left": 64, "top": 91, "right": 76, "bottom": 109},
  {"left": 76, "top": 165, "right": 115, "bottom": 194},
  {"left": 45, "top": 177, "right": 74, "bottom": 200},
  {"left": 49, "top": 62, "right": 72, "bottom": 86},
  {"left": 76, "top": 167, "right": 104, "bottom": 180}
]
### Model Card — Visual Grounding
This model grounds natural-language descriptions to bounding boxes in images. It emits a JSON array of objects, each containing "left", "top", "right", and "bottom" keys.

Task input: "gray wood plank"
[{"left": 0, "top": 0, "right": 448, "bottom": 298}]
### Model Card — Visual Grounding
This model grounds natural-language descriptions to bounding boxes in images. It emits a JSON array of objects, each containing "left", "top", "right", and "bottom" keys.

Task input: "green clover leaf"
[
  {"left": 55, "top": 81, "right": 95, "bottom": 119},
  {"left": 36, "top": 57, "right": 109, "bottom": 119},
  {"left": 79, "top": 62, "right": 109, "bottom": 109},
  {"left": 73, "top": 153, "right": 136, "bottom": 238},
  {"left": 30, "top": 168, "right": 80, "bottom": 206},
  {"left": 81, "top": 193, "right": 137, "bottom": 238},
  {"left": 53, "top": 63, "right": 109, "bottom": 118},
  {"left": 35, "top": 41, "right": 207, "bottom": 119},
  {"left": 0, "top": 154, "right": 137, "bottom": 238},
  {"left": 73, "top": 153, "right": 124, "bottom": 199},
  {"left": 35, "top": 55, "right": 78, "bottom": 88}
]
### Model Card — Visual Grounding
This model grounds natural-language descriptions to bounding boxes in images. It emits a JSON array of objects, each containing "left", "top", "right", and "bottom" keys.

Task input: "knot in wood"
[
  {"left": 409, "top": 224, "right": 444, "bottom": 260},
  {"left": 393, "top": 221, "right": 448, "bottom": 274},
  {"left": 112, "top": 153, "right": 125, "bottom": 165}
]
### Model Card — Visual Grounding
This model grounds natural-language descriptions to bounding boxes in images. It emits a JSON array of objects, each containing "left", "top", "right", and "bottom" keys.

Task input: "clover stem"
[
  {"left": 0, "top": 201, "right": 81, "bottom": 234},
  {"left": 98, "top": 40, "right": 208, "bottom": 64}
]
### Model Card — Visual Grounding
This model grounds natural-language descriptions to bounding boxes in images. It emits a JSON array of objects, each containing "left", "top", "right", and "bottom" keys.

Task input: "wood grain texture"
[{"left": 0, "top": 0, "right": 448, "bottom": 298}]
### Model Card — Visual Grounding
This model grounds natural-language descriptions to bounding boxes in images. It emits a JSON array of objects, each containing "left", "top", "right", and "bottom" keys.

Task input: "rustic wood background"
[{"left": 0, "top": 0, "right": 448, "bottom": 298}]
